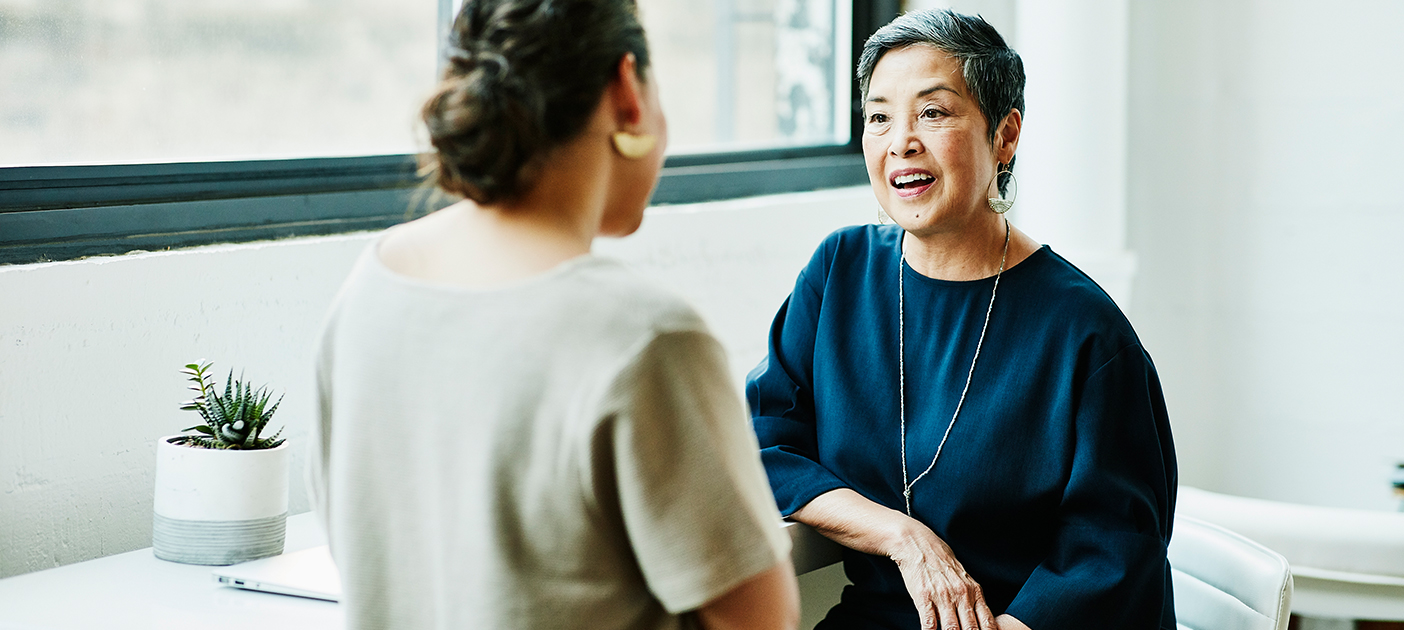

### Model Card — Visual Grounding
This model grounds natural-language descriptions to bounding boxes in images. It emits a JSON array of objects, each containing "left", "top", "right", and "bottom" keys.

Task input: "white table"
[
  {"left": 0, "top": 513, "right": 340, "bottom": 630},
  {"left": 0, "top": 514, "right": 843, "bottom": 629}
]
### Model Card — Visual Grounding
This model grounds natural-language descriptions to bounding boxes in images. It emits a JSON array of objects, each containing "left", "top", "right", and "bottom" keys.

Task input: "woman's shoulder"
[
  {"left": 334, "top": 242, "right": 706, "bottom": 350},
  {"left": 568, "top": 258, "right": 708, "bottom": 336},
  {"left": 815, "top": 223, "right": 899, "bottom": 257},
  {"left": 798, "top": 223, "right": 898, "bottom": 280},
  {"left": 1014, "top": 246, "right": 1143, "bottom": 351}
]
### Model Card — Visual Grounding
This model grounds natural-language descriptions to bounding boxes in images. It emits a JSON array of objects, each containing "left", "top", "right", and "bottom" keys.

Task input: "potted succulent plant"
[{"left": 152, "top": 360, "right": 290, "bottom": 565}]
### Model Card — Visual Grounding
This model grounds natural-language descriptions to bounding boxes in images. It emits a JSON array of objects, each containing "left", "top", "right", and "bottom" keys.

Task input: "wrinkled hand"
[{"left": 888, "top": 522, "right": 995, "bottom": 630}]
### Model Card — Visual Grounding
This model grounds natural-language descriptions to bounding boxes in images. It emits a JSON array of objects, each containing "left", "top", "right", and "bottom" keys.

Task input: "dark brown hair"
[{"left": 421, "top": 0, "right": 651, "bottom": 204}]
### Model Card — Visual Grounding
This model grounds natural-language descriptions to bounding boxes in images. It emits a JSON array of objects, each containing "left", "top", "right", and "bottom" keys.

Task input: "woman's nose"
[{"left": 889, "top": 123, "right": 923, "bottom": 157}]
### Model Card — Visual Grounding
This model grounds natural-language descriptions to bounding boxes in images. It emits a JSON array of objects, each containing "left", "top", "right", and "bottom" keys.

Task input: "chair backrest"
[{"left": 1169, "top": 514, "right": 1294, "bottom": 630}]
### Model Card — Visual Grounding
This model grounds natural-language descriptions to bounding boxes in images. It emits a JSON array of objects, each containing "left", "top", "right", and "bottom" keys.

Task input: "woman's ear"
[
  {"left": 610, "top": 53, "right": 645, "bottom": 130},
  {"left": 994, "top": 108, "right": 1022, "bottom": 164}
]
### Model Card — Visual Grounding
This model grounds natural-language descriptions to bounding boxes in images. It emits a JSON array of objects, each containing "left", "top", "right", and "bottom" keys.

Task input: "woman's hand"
[
  {"left": 887, "top": 516, "right": 995, "bottom": 630},
  {"left": 791, "top": 489, "right": 998, "bottom": 630}
]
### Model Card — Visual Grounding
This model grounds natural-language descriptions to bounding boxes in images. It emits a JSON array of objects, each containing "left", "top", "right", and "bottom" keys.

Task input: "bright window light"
[
  {"left": 0, "top": 0, "right": 439, "bottom": 167},
  {"left": 643, "top": 0, "right": 852, "bottom": 154},
  {"left": 0, "top": 0, "right": 852, "bottom": 168}
]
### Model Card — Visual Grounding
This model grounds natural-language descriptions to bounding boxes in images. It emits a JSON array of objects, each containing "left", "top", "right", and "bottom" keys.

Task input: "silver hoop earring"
[{"left": 988, "top": 166, "right": 1017, "bottom": 214}]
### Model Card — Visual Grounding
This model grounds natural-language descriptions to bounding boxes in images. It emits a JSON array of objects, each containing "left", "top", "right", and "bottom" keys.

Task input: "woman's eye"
[
  {"left": 867, "top": 113, "right": 888, "bottom": 124},
  {"left": 922, "top": 108, "right": 943, "bottom": 119}
]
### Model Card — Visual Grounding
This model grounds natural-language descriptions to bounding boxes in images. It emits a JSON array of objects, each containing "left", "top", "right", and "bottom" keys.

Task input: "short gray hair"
[{"left": 857, "top": 9, "right": 1025, "bottom": 193}]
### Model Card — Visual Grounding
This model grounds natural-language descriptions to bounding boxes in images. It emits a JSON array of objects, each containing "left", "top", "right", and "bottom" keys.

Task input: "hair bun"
[
  {"left": 422, "top": 50, "right": 541, "bottom": 205},
  {"left": 421, "top": 0, "right": 651, "bottom": 205}
]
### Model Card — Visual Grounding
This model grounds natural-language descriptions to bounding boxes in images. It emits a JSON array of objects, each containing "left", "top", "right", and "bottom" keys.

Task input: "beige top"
[{"left": 308, "top": 242, "right": 790, "bottom": 630}]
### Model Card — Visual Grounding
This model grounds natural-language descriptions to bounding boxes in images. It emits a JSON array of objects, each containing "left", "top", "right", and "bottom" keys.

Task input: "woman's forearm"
[
  {"left": 794, "top": 488, "right": 999, "bottom": 629},
  {"left": 789, "top": 488, "right": 920, "bottom": 558}
]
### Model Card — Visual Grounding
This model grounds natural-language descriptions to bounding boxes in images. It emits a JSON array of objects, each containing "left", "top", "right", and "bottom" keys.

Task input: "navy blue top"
[{"left": 747, "top": 225, "right": 1177, "bottom": 630}]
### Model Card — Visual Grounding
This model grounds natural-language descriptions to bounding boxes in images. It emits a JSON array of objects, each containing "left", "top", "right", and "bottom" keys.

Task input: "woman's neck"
[
  {"left": 378, "top": 140, "right": 612, "bottom": 288},
  {"left": 900, "top": 215, "right": 1039, "bottom": 281},
  {"left": 900, "top": 213, "right": 1008, "bottom": 281}
]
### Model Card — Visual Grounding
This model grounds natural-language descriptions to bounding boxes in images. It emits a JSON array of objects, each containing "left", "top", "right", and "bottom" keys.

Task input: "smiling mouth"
[
  {"left": 892, "top": 173, "right": 933, "bottom": 188},
  {"left": 889, "top": 170, "right": 935, "bottom": 197}
]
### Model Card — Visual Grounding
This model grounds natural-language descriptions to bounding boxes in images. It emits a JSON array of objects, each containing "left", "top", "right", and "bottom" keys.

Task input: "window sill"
[{"left": 0, "top": 153, "right": 866, "bottom": 265}]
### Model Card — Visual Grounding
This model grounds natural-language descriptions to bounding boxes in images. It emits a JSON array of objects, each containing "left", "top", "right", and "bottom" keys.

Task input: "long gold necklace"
[{"left": 899, "top": 218, "right": 1010, "bottom": 515}]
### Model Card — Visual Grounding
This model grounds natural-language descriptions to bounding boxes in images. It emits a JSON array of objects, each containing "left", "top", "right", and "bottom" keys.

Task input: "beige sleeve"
[{"left": 600, "top": 329, "right": 792, "bottom": 614}]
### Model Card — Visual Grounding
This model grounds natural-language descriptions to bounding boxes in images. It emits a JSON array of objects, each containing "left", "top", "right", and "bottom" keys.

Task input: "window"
[
  {"left": 0, "top": 0, "right": 896, "bottom": 264},
  {"left": 0, "top": 0, "right": 439, "bottom": 167},
  {"left": 644, "top": 0, "right": 851, "bottom": 154}
]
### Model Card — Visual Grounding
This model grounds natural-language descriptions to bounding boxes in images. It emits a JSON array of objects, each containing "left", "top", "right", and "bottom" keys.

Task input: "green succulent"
[{"left": 172, "top": 360, "right": 285, "bottom": 450}]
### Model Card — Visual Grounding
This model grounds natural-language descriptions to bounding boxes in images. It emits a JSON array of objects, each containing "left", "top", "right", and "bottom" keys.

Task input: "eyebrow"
[
  {"left": 865, "top": 83, "right": 960, "bottom": 104},
  {"left": 918, "top": 84, "right": 960, "bottom": 98}
]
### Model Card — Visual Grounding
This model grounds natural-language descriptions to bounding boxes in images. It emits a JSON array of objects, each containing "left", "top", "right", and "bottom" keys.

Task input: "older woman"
[{"left": 748, "top": 9, "right": 1176, "bottom": 630}]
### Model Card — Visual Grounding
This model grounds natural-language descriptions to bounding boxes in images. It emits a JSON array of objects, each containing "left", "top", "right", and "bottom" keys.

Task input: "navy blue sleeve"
[
  {"left": 746, "top": 239, "right": 850, "bottom": 517},
  {"left": 1004, "top": 344, "right": 1178, "bottom": 630}
]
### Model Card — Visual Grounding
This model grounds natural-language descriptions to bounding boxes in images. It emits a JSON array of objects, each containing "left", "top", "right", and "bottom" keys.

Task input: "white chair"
[
  {"left": 1170, "top": 514, "right": 1294, "bottom": 630},
  {"left": 1179, "top": 485, "right": 1404, "bottom": 620}
]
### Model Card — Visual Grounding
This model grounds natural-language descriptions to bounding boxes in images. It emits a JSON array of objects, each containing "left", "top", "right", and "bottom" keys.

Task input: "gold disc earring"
[{"left": 611, "top": 132, "right": 656, "bottom": 160}]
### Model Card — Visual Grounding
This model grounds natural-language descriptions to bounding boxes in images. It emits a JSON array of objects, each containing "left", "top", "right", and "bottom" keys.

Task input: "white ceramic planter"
[{"left": 152, "top": 435, "right": 289, "bottom": 565}]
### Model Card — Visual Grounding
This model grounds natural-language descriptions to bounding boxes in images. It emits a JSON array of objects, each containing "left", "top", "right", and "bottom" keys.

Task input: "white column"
[{"left": 1012, "top": 0, "right": 1135, "bottom": 309}]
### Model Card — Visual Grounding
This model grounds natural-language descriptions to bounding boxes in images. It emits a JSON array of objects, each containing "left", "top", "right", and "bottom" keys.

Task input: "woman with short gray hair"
[{"left": 749, "top": 9, "right": 1176, "bottom": 630}]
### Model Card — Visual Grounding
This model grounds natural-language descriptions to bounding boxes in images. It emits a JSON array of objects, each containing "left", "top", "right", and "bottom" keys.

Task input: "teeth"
[{"left": 893, "top": 173, "right": 933, "bottom": 185}]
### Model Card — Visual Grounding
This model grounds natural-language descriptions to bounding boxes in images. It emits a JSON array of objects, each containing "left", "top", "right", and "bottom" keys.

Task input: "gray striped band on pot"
[{"left": 152, "top": 512, "right": 287, "bottom": 565}]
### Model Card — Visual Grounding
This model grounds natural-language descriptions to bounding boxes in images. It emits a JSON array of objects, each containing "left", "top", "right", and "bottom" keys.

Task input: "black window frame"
[{"left": 0, "top": 0, "right": 897, "bottom": 265}]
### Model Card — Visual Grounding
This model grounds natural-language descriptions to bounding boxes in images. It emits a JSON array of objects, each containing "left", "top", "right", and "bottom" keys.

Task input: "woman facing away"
[
  {"left": 307, "top": 0, "right": 799, "bottom": 628},
  {"left": 749, "top": 9, "right": 1177, "bottom": 630}
]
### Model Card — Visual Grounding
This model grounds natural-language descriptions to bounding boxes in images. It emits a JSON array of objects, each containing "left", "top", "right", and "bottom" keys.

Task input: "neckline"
[
  {"left": 891, "top": 226, "right": 1048, "bottom": 287},
  {"left": 367, "top": 237, "right": 607, "bottom": 295}
]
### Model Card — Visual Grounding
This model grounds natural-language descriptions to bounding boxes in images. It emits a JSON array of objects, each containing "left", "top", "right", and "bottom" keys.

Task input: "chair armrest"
[
  {"left": 1179, "top": 486, "right": 1404, "bottom": 579},
  {"left": 783, "top": 521, "right": 845, "bottom": 576}
]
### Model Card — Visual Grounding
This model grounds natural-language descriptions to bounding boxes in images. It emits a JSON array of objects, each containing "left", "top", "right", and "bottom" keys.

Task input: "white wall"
[
  {"left": 0, "top": 186, "right": 878, "bottom": 579},
  {"left": 1126, "top": 0, "right": 1404, "bottom": 509},
  {"left": 0, "top": 237, "right": 365, "bottom": 578}
]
